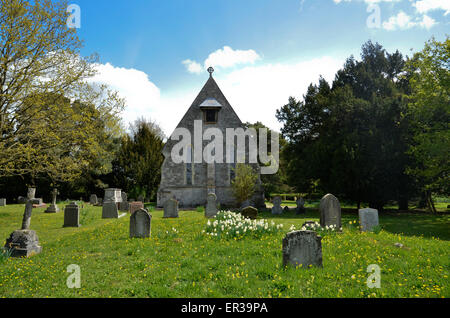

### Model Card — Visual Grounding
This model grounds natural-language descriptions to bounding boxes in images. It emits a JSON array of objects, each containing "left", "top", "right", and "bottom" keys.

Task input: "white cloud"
[
  {"left": 183, "top": 46, "right": 261, "bottom": 73},
  {"left": 382, "top": 10, "right": 437, "bottom": 30},
  {"left": 413, "top": 0, "right": 450, "bottom": 16},
  {"left": 182, "top": 59, "right": 203, "bottom": 74}
]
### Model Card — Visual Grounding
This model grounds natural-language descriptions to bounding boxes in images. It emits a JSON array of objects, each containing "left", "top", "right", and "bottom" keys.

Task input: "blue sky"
[{"left": 72, "top": 0, "right": 449, "bottom": 134}]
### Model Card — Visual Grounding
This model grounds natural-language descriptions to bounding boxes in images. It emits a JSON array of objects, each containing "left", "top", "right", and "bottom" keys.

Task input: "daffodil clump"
[
  {"left": 288, "top": 221, "right": 341, "bottom": 237},
  {"left": 205, "top": 211, "right": 284, "bottom": 239}
]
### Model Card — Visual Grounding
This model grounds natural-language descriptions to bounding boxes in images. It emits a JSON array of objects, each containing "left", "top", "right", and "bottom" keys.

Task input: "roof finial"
[{"left": 207, "top": 66, "right": 214, "bottom": 77}]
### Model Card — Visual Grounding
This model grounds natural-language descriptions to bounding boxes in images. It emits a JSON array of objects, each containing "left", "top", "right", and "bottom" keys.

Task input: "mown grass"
[{"left": 0, "top": 203, "right": 448, "bottom": 298}]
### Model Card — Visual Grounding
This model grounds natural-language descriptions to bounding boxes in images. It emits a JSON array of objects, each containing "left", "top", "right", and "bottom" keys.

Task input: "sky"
[{"left": 71, "top": 0, "right": 449, "bottom": 135}]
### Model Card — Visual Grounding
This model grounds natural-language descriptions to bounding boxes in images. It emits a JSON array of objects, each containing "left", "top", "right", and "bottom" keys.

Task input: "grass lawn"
[{"left": 0, "top": 203, "right": 449, "bottom": 298}]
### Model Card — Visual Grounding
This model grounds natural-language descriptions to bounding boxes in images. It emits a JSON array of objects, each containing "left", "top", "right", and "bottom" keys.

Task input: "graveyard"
[
  {"left": 0, "top": 200, "right": 448, "bottom": 298},
  {"left": 0, "top": 0, "right": 449, "bottom": 303}
]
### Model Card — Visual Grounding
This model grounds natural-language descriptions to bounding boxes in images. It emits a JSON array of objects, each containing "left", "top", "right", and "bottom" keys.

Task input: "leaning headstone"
[
  {"left": 119, "top": 192, "right": 129, "bottom": 212},
  {"left": 271, "top": 196, "right": 283, "bottom": 215},
  {"left": 296, "top": 197, "right": 306, "bottom": 215},
  {"left": 0, "top": 198, "right": 6, "bottom": 206},
  {"left": 63, "top": 202, "right": 80, "bottom": 227},
  {"left": 45, "top": 188, "right": 60, "bottom": 213},
  {"left": 282, "top": 230, "right": 323, "bottom": 268},
  {"left": 319, "top": 193, "right": 341, "bottom": 230},
  {"left": 130, "top": 208, "right": 152, "bottom": 238},
  {"left": 205, "top": 193, "right": 218, "bottom": 218},
  {"left": 129, "top": 201, "right": 144, "bottom": 214},
  {"left": 241, "top": 206, "right": 258, "bottom": 220},
  {"left": 358, "top": 208, "right": 379, "bottom": 232},
  {"left": 163, "top": 198, "right": 179, "bottom": 218},
  {"left": 89, "top": 194, "right": 98, "bottom": 205},
  {"left": 4, "top": 188, "right": 42, "bottom": 257}
]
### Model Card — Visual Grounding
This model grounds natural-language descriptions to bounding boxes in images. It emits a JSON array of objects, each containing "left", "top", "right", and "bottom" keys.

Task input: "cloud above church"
[{"left": 182, "top": 46, "right": 261, "bottom": 74}]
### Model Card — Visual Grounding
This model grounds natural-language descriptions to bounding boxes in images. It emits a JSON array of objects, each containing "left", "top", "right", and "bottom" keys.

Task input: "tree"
[
  {"left": 110, "top": 118, "right": 164, "bottom": 200},
  {"left": 405, "top": 36, "right": 450, "bottom": 213},
  {"left": 277, "top": 41, "right": 416, "bottom": 210},
  {"left": 243, "top": 121, "right": 290, "bottom": 197},
  {"left": 231, "top": 164, "right": 258, "bottom": 205},
  {"left": 0, "top": 0, "right": 113, "bottom": 180}
]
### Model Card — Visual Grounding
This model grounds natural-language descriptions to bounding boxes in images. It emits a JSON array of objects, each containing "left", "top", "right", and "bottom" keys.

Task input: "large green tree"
[
  {"left": 405, "top": 36, "right": 450, "bottom": 213},
  {"left": 110, "top": 118, "right": 164, "bottom": 201},
  {"left": 277, "top": 41, "right": 416, "bottom": 210}
]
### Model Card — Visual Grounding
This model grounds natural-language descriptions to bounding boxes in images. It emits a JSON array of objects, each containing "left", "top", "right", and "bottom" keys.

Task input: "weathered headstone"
[
  {"left": 63, "top": 202, "right": 80, "bottom": 227},
  {"left": 89, "top": 194, "right": 98, "bottom": 205},
  {"left": 4, "top": 187, "right": 42, "bottom": 257},
  {"left": 358, "top": 208, "right": 379, "bottom": 232},
  {"left": 45, "top": 188, "right": 60, "bottom": 213},
  {"left": 130, "top": 208, "right": 152, "bottom": 238},
  {"left": 282, "top": 230, "right": 323, "bottom": 268},
  {"left": 271, "top": 196, "right": 283, "bottom": 215},
  {"left": 119, "top": 192, "right": 129, "bottom": 211},
  {"left": 102, "top": 188, "right": 125, "bottom": 219},
  {"left": 241, "top": 206, "right": 258, "bottom": 220},
  {"left": 205, "top": 193, "right": 218, "bottom": 218},
  {"left": 296, "top": 197, "right": 306, "bottom": 215},
  {"left": 0, "top": 198, "right": 6, "bottom": 206},
  {"left": 319, "top": 193, "right": 341, "bottom": 230},
  {"left": 129, "top": 201, "right": 144, "bottom": 214},
  {"left": 163, "top": 198, "right": 179, "bottom": 218}
]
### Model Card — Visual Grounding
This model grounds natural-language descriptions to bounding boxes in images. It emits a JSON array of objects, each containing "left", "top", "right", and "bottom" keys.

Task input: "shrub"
[{"left": 205, "top": 211, "right": 283, "bottom": 240}]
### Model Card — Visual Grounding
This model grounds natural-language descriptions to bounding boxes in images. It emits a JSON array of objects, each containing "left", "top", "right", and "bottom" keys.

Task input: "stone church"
[{"left": 157, "top": 68, "right": 265, "bottom": 209}]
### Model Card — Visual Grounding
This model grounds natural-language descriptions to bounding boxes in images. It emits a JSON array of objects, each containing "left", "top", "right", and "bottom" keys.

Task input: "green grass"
[{"left": 0, "top": 203, "right": 448, "bottom": 298}]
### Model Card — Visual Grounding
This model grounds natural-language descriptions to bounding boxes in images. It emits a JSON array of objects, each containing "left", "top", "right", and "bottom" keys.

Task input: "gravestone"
[
  {"left": 0, "top": 198, "right": 6, "bottom": 206},
  {"left": 282, "top": 230, "right": 323, "bottom": 268},
  {"left": 102, "top": 188, "right": 126, "bottom": 219},
  {"left": 129, "top": 201, "right": 144, "bottom": 214},
  {"left": 45, "top": 188, "right": 60, "bottom": 213},
  {"left": 358, "top": 208, "right": 379, "bottom": 232},
  {"left": 31, "top": 198, "right": 43, "bottom": 205},
  {"left": 89, "top": 194, "right": 98, "bottom": 205},
  {"left": 18, "top": 196, "right": 27, "bottom": 204},
  {"left": 119, "top": 192, "right": 129, "bottom": 212},
  {"left": 241, "top": 206, "right": 258, "bottom": 220},
  {"left": 205, "top": 193, "right": 218, "bottom": 218},
  {"left": 319, "top": 193, "right": 341, "bottom": 230},
  {"left": 163, "top": 198, "right": 179, "bottom": 218},
  {"left": 4, "top": 187, "right": 42, "bottom": 257},
  {"left": 240, "top": 200, "right": 251, "bottom": 209},
  {"left": 63, "top": 202, "right": 80, "bottom": 227},
  {"left": 271, "top": 196, "right": 283, "bottom": 215},
  {"left": 296, "top": 197, "right": 306, "bottom": 215},
  {"left": 102, "top": 202, "right": 121, "bottom": 219},
  {"left": 129, "top": 208, "right": 152, "bottom": 238}
]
